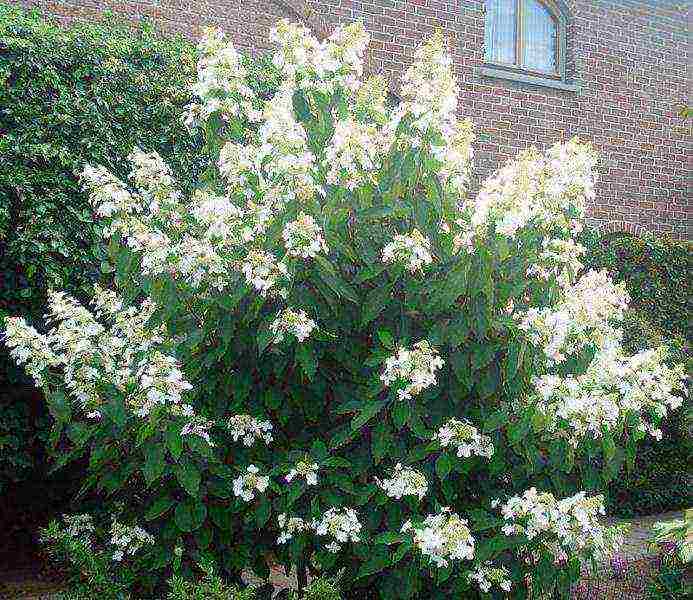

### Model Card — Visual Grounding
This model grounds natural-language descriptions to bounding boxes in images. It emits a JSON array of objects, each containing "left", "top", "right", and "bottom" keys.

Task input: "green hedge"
[
  {"left": 0, "top": 3, "right": 278, "bottom": 489},
  {"left": 581, "top": 229, "right": 692, "bottom": 343},
  {"left": 582, "top": 230, "right": 692, "bottom": 516}
]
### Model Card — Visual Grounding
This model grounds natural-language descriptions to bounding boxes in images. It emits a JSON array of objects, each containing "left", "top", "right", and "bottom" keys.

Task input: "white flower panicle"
[
  {"left": 270, "top": 308, "right": 317, "bottom": 344},
  {"left": 312, "top": 507, "right": 362, "bottom": 553},
  {"left": 62, "top": 514, "right": 96, "bottom": 540},
  {"left": 526, "top": 237, "right": 586, "bottom": 289},
  {"left": 185, "top": 27, "right": 260, "bottom": 128},
  {"left": 467, "top": 562, "right": 513, "bottom": 594},
  {"left": 233, "top": 465, "right": 270, "bottom": 502},
  {"left": 3, "top": 317, "right": 58, "bottom": 386},
  {"left": 324, "top": 118, "right": 382, "bottom": 190},
  {"left": 435, "top": 418, "right": 494, "bottom": 459},
  {"left": 109, "top": 520, "right": 154, "bottom": 562},
  {"left": 467, "top": 139, "right": 597, "bottom": 241},
  {"left": 282, "top": 213, "right": 328, "bottom": 258},
  {"left": 285, "top": 460, "right": 319, "bottom": 486},
  {"left": 532, "top": 344, "right": 686, "bottom": 445},
  {"left": 499, "top": 489, "right": 623, "bottom": 562},
  {"left": 381, "top": 340, "right": 444, "bottom": 400},
  {"left": 270, "top": 20, "right": 369, "bottom": 93},
  {"left": 277, "top": 513, "right": 309, "bottom": 544},
  {"left": 397, "top": 32, "right": 458, "bottom": 137},
  {"left": 519, "top": 270, "right": 629, "bottom": 364},
  {"left": 227, "top": 414, "right": 273, "bottom": 447},
  {"left": 241, "top": 250, "right": 289, "bottom": 296},
  {"left": 376, "top": 463, "right": 428, "bottom": 500},
  {"left": 402, "top": 507, "right": 475, "bottom": 568},
  {"left": 3, "top": 290, "right": 202, "bottom": 435},
  {"left": 381, "top": 229, "right": 434, "bottom": 273}
]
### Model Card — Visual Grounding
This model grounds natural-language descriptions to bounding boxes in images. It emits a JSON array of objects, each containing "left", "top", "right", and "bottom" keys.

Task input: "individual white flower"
[
  {"left": 435, "top": 418, "right": 494, "bottom": 459},
  {"left": 232, "top": 465, "right": 270, "bottom": 502},
  {"left": 312, "top": 507, "right": 361, "bottom": 552},
  {"left": 282, "top": 213, "right": 328, "bottom": 258},
  {"left": 271, "top": 308, "right": 317, "bottom": 344},
  {"left": 381, "top": 229, "right": 434, "bottom": 273},
  {"left": 277, "top": 513, "right": 309, "bottom": 544},
  {"left": 380, "top": 340, "right": 444, "bottom": 400},
  {"left": 402, "top": 507, "right": 475, "bottom": 568},
  {"left": 376, "top": 463, "right": 428, "bottom": 500},
  {"left": 285, "top": 460, "right": 319, "bottom": 486},
  {"left": 227, "top": 414, "right": 273, "bottom": 447}
]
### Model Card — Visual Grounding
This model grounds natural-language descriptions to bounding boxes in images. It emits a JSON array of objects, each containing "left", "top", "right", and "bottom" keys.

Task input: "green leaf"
[
  {"left": 483, "top": 409, "right": 508, "bottom": 433},
  {"left": 166, "top": 426, "right": 183, "bottom": 461},
  {"left": 377, "top": 329, "right": 395, "bottom": 349},
  {"left": 145, "top": 496, "right": 175, "bottom": 521},
  {"left": 175, "top": 459, "right": 201, "bottom": 497},
  {"left": 351, "top": 400, "right": 386, "bottom": 432},
  {"left": 143, "top": 444, "right": 166, "bottom": 486},
  {"left": 296, "top": 343, "right": 317, "bottom": 381},
  {"left": 507, "top": 411, "right": 532, "bottom": 445},
  {"left": 356, "top": 545, "right": 390, "bottom": 579},
  {"left": 435, "top": 453, "right": 453, "bottom": 480},
  {"left": 174, "top": 500, "right": 206, "bottom": 533},
  {"left": 256, "top": 497, "right": 271, "bottom": 528},
  {"left": 361, "top": 283, "right": 393, "bottom": 326}
]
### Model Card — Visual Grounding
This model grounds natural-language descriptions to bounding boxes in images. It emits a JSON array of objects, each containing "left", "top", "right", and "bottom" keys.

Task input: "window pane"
[
  {"left": 485, "top": 0, "right": 516, "bottom": 65},
  {"left": 522, "top": 0, "right": 557, "bottom": 72}
]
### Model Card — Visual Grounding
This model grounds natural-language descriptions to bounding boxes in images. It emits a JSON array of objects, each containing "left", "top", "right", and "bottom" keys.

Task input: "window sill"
[{"left": 478, "top": 66, "right": 580, "bottom": 93}]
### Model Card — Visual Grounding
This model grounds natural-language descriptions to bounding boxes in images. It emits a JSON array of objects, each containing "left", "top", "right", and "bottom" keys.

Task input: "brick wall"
[{"left": 13, "top": 0, "right": 692, "bottom": 238}]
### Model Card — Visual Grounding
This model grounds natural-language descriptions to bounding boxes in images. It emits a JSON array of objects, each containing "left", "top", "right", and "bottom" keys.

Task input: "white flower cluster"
[
  {"left": 312, "top": 507, "right": 362, "bottom": 553},
  {"left": 381, "top": 229, "right": 434, "bottom": 273},
  {"left": 232, "top": 465, "right": 270, "bottom": 502},
  {"left": 2, "top": 289, "right": 204, "bottom": 435},
  {"left": 467, "top": 562, "right": 512, "bottom": 594},
  {"left": 465, "top": 138, "right": 597, "bottom": 241},
  {"left": 241, "top": 250, "right": 289, "bottom": 297},
  {"left": 62, "top": 513, "right": 95, "bottom": 540},
  {"left": 526, "top": 237, "right": 586, "bottom": 289},
  {"left": 324, "top": 118, "right": 382, "bottom": 190},
  {"left": 402, "top": 508, "right": 475, "bottom": 568},
  {"left": 376, "top": 463, "right": 428, "bottom": 500},
  {"left": 185, "top": 27, "right": 260, "bottom": 128},
  {"left": 499, "top": 489, "right": 623, "bottom": 562},
  {"left": 285, "top": 460, "right": 319, "bottom": 486},
  {"left": 380, "top": 340, "right": 444, "bottom": 400},
  {"left": 227, "top": 414, "right": 273, "bottom": 447},
  {"left": 270, "top": 20, "right": 369, "bottom": 93},
  {"left": 109, "top": 519, "right": 154, "bottom": 562},
  {"left": 282, "top": 213, "right": 328, "bottom": 258},
  {"left": 435, "top": 418, "right": 494, "bottom": 459},
  {"left": 519, "top": 270, "right": 630, "bottom": 364},
  {"left": 277, "top": 513, "right": 309, "bottom": 544},
  {"left": 270, "top": 308, "right": 317, "bottom": 344},
  {"left": 532, "top": 344, "right": 686, "bottom": 445}
]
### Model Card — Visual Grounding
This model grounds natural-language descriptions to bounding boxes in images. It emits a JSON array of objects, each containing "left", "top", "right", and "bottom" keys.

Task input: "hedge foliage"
[
  {"left": 0, "top": 3, "right": 278, "bottom": 488},
  {"left": 581, "top": 230, "right": 692, "bottom": 343},
  {"left": 581, "top": 232, "right": 692, "bottom": 516}
]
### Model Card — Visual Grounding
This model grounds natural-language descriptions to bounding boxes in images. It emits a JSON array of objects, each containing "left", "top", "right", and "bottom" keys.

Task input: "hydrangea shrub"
[{"left": 4, "top": 21, "right": 687, "bottom": 599}]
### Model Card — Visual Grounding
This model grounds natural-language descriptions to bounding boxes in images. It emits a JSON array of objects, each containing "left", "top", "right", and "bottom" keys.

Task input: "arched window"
[{"left": 484, "top": 0, "right": 567, "bottom": 80}]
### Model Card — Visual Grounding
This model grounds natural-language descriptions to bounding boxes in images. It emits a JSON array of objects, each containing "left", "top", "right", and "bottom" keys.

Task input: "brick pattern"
[{"left": 13, "top": 0, "right": 692, "bottom": 239}]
